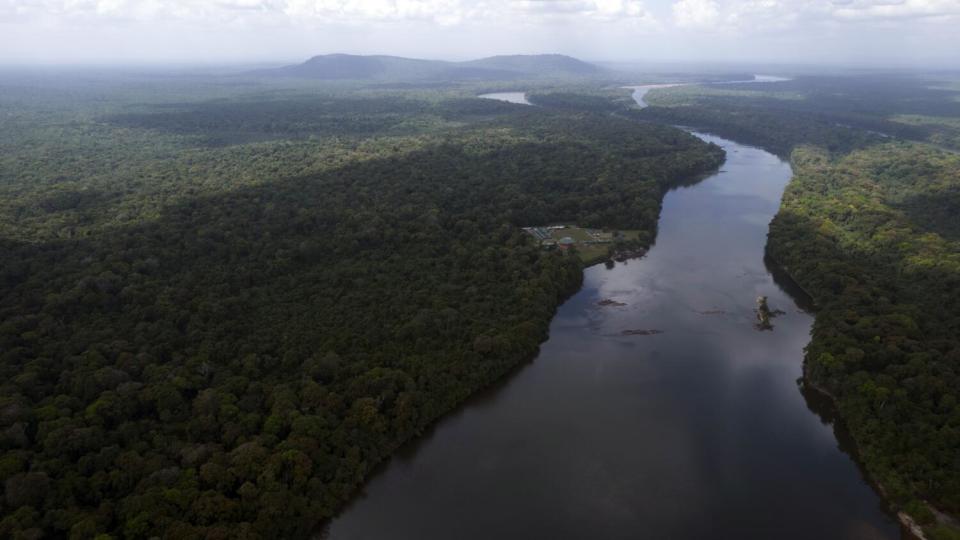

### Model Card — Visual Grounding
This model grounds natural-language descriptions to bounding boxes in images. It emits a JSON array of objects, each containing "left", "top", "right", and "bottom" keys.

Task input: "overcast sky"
[{"left": 1, "top": 0, "right": 958, "bottom": 67}]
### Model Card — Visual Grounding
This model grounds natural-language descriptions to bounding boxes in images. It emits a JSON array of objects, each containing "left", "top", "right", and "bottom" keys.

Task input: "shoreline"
[
  {"left": 321, "top": 131, "right": 718, "bottom": 535},
  {"left": 326, "top": 95, "right": 902, "bottom": 539},
  {"left": 318, "top": 263, "right": 585, "bottom": 537},
  {"left": 672, "top": 108, "right": 954, "bottom": 538},
  {"left": 800, "top": 370, "right": 928, "bottom": 540},
  {"left": 765, "top": 251, "right": 941, "bottom": 540}
]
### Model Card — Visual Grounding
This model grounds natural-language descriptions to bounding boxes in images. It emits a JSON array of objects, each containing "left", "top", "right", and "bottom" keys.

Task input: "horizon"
[
  {"left": 0, "top": 53, "right": 957, "bottom": 74},
  {"left": 2, "top": 0, "right": 960, "bottom": 69}
]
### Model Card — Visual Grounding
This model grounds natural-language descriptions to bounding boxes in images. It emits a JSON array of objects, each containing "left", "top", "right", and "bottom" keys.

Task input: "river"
[
  {"left": 323, "top": 87, "right": 902, "bottom": 540},
  {"left": 626, "top": 74, "right": 793, "bottom": 108},
  {"left": 477, "top": 91, "right": 531, "bottom": 105}
]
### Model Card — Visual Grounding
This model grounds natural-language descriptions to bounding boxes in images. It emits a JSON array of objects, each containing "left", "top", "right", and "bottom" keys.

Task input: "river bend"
[{"left": 325, "top": 91, "right": 900, "bottom": 540}]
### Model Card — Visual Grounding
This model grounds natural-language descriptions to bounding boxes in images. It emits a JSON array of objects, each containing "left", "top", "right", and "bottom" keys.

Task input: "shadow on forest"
[
  {"left": 0, "top": 107, "right": 735, "bottom": 536},
  {"left": 893, "top": 189, "right": 960, "bottom": 243},
  {"left": 101, "top": 95, "right": 522, "bottom": 147}
]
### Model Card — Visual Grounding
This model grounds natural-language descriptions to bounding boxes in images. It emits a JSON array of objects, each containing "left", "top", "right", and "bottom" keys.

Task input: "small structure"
[
  {"left": 558, "top": 237, "right": 576, "bottom": 250},
  {"left": 522, "top": 227, "right": 552, "bottom": 241}
]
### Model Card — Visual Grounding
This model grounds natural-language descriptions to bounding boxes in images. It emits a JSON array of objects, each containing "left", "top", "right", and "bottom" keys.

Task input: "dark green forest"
[
  {"left": 0, "top": 75, "right": 723, "bottom": 538},
  {"left": 641, "top": 74, "right": 960, "bottom": 538}
]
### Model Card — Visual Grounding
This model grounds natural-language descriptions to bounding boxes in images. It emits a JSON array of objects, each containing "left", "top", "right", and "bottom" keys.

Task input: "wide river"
[{"left": 325, "top": 89, "right": 902, "bottom": 539}]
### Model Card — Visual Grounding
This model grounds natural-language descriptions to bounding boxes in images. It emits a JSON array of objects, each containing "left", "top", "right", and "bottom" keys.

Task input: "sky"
[{"left": 1, "top": 0, "right": 958, "bottom": 67}]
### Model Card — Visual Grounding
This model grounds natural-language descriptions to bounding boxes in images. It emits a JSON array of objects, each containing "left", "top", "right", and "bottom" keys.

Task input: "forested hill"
[
  {"left": 638, "top": 75, "right": 960, "bottom": 538},
  {"left": 0, "top": 80, "right": 722, "bottom": 538},
  {"left": 254, "top": 53, "right": 603, "bottom": 80}
]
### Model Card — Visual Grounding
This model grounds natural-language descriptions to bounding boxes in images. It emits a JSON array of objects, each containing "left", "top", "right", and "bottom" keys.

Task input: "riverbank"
[
  {"left": 645, "top": 78, "right": 935, "bottom": 537},
  {"left": 770, "top": 258, "right": 956, "bottom": 540},
  {"left": 316, "top": 117, "right": 727, "bottom": 537},
  {"left": 325, "top": 128, "right": 899, "bottom": 540},
  {"left": 767, "top": 253, "right": 928, "bottom": 540},
  {"left": 800, "top": 371, "right": 927, "bottom": 540},
  {"left": 766, "top": 145, "right": 960, "bottom": 539},
  {"left": 638, "top": 71, "right": 957, "bottom": 536}
]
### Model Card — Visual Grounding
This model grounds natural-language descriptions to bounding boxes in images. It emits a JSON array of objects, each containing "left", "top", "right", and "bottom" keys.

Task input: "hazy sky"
[{"left": 1, "top": 0, "right": 958, "bottom": 66}]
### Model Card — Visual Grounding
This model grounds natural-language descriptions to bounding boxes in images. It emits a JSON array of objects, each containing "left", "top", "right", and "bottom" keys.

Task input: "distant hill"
[
  {"left": 261, "top": 54, "right": 452, "bottom": 80},
  {"left": 253, "top": 54, "right": 603, "bottom": 81}
]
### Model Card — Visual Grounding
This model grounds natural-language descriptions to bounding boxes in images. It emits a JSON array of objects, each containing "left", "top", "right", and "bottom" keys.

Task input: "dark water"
[{"left": 325, "top": 133, "right": 901, "bottom": 539}]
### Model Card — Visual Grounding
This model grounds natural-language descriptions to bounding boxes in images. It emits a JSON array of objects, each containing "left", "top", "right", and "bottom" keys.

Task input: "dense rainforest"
[
  {"left": 639, "top": 75, "right": 960, "bottom": 538},
  {"left": 0, "top": 74, "right": 724, "bottom": 538}
]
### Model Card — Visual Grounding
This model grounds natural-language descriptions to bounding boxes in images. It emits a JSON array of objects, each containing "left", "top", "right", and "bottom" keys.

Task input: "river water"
[
  {"left": 477, "top": 91, "right": 531, "bottom": 105},
  {"left": 324, "top": 89, "right": 901, "bottom": 540}
]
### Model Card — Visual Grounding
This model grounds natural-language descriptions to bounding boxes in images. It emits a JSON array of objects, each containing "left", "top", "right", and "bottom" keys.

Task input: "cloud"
[
  {"left": 279, "top": 0, "right": 469, "bottom": 24},
  {"left": 515, "top": 0, "right": 647, "bottom": 18},
  {"left": 2, "top": 0, "right": 957, "bottom": 66},
  {"left": 594, "top": 0, "right": 648, "bottom": 18},
  {"left": 824, "top": 0, "right": 960, "bottom": 20},
  {"left": 669, "top": 0, "right": 960, "bottom": 32},
  {"left": 0, "top": 0, "right": 652, "bottom": 25},
  {"left": 6, "top": 0, "right": 954, "bottom": 29},
  {"left": 672, "top": 0, "right": 719, "bottom": 27}
]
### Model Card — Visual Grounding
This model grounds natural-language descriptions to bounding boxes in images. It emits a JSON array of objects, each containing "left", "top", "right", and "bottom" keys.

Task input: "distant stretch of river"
[
  {"left": 324, "top": 83, "right": 900, "bottom": 540},
  {"left": 626, "top": 74, "right": 792, "bottom": 108},
  {"left": 477, "top": 91, "right": 531, "bottom": 105}
]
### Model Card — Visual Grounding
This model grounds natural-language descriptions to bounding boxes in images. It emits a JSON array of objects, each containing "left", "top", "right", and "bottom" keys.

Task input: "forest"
[
  {"left": 638, "top": 74, "right": 960, "bottom": 154},
  {"left": 0, "top": 73, "right": 724, "bottom": 538},
  {"left": 767, "top": 144, "right": 960, "bottom": 540},
  {"left": 640, "top": 74, "right": 960, "bottom": 539}
]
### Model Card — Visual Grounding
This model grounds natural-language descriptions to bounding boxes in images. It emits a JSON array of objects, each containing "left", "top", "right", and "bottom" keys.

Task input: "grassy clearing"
[{"left": 543, "top": 225, "right": 643, "bottom": 265}]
